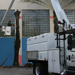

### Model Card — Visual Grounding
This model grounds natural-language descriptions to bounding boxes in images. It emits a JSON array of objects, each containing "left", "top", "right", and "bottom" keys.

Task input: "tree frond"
[{"left": 20, "top": 0, "right": 75, "bottom": 9}]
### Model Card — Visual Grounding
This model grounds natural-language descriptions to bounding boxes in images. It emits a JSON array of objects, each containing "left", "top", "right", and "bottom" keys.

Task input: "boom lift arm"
[
  {"left": 0, "top": 0, "right": 15, "bottom": 27},
  {"left": 51, "top": 0, "right": 71, "bottom": 30}
]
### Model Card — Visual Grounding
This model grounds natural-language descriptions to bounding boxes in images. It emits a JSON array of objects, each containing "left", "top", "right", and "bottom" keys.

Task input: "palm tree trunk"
[{"left": 13, "top": 10, "right": 20, "bottom": 66}]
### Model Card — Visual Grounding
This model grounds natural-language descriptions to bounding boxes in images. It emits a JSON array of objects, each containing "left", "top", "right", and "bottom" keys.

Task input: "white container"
[
  {"left": 5, "top": 26, "right": 11, "bottom": 35},
  {"left": 27, "top": 33, "right": 65, "bottom": 74},
  {"left": 27, "top": 33, "right": 56, "bottom": 51}
]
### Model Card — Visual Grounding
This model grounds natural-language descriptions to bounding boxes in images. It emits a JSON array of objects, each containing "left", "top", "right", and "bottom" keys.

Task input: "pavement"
[
  {"left": 0, "top": 67, "right": 54, "bottom": 75},
  {"left": 0, "top": 67, "right": 34, "bottom": 75}
]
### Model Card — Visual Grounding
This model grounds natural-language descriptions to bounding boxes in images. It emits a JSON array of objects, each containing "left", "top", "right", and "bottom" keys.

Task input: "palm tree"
[
  {"left": 20, "top": 0, "right": 53, "bottom": 9},
  {"left": 20, "top": 0, "right": 75, "bottom": 9}
]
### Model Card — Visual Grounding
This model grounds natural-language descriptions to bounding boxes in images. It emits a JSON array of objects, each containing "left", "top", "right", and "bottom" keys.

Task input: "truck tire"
[{"left": 35, "top": 63, "right": 44, "bottom": 75}]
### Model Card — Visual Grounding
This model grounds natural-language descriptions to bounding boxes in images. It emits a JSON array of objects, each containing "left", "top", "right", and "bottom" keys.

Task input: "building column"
[
  {"left": 50, "top": 9, "right": 54, "bottom": 33},
  {"left": 18, "top": 10, "right": 22, "bottom": 66}
]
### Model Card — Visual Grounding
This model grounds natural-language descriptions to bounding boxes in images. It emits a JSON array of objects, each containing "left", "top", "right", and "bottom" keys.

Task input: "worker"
[{"left": 7, "top": 19, "right": 12, "bottom": 26}]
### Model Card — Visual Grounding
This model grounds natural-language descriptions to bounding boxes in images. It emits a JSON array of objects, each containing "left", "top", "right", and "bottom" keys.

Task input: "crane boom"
[
  {"left": 51, "top": 0, "right": 70, "bottom": 30},
  {"left": 0, "top": 0, "right": 15, "bottom": 27}
]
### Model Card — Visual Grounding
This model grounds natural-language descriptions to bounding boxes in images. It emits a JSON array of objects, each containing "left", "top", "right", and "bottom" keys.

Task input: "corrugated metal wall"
[
  {"left": 0, "top": 38, "right": 15, "bottom": 66},
  {"left": 0, "top": 37, "right": 28, "bottom": 66}
]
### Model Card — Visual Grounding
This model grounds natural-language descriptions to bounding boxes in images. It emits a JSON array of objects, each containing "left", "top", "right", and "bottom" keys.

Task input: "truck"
[{"left": 27, "top": 0, "right": 75, "bottom": 75}]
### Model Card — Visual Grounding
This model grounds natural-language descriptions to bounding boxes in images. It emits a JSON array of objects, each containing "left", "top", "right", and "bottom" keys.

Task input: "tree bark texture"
[{"left": 13, "top": 10, "right": 20, "bottom": 66}]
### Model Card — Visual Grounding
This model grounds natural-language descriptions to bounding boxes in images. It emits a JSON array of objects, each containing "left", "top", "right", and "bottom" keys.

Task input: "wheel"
[{"left": 35, "top": 63, "right": 44, "bottom": 75}]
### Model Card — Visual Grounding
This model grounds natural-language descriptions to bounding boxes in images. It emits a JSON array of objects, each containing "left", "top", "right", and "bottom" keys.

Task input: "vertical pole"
[
  {"left": 59, "top": 34, "right": 61, "bottom": 65},
  {"left": 57, "top": 33, "right": 58, "bottom": 47},
  {"left": 64, "top": 34, "right": 66, "bottom": 67},
  {"left": 19, "top": 10, "right": 22, "bottom": 66},
  {"left": 13, "top": 10, "right": 20, "bottom": 66}
]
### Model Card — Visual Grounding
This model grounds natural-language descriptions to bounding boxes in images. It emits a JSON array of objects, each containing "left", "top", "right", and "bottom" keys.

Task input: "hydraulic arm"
[
  {"left": 51, "top": 0, "right": 70, "bottom": 30},
  {"left": 0, "top": 0, "right": 15, "bottom": 27}
]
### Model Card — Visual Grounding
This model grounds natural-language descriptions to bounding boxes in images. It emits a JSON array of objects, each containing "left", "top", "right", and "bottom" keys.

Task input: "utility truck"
[{"left": 27, "top": 0, "right": 75, "bottom": 75}]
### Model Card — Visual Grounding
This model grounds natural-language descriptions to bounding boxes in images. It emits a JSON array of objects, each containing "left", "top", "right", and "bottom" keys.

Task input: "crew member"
[{"left": 8, "top": 19, "right": 12, "bottom": 26}]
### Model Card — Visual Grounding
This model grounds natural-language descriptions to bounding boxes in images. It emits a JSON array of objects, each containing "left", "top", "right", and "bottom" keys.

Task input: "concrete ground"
[
  {"left": 0, "top": 67, "right": 34, "bottom": 75},
  {"left": 0, "top": 67, "right": 54, "bottom": 75}
]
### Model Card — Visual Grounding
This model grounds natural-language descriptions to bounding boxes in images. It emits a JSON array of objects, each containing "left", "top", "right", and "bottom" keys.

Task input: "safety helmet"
[{"left": 9, "top": 19, "right": 11, "bottom": 22}]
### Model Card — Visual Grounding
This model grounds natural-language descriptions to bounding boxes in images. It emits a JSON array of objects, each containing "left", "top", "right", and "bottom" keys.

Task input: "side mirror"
[{"left": 67, "top": 35, "right": 72, "bottom": 50}]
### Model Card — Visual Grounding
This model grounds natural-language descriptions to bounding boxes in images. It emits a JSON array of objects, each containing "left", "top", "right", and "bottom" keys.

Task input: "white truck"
[{"left": 27, "top": 0, "right": 75, "bottom": 75}]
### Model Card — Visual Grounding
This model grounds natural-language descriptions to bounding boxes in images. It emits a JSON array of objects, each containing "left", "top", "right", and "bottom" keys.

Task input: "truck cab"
[{"left": 67, "top": 34, "right": 75, "bottom": 68}]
